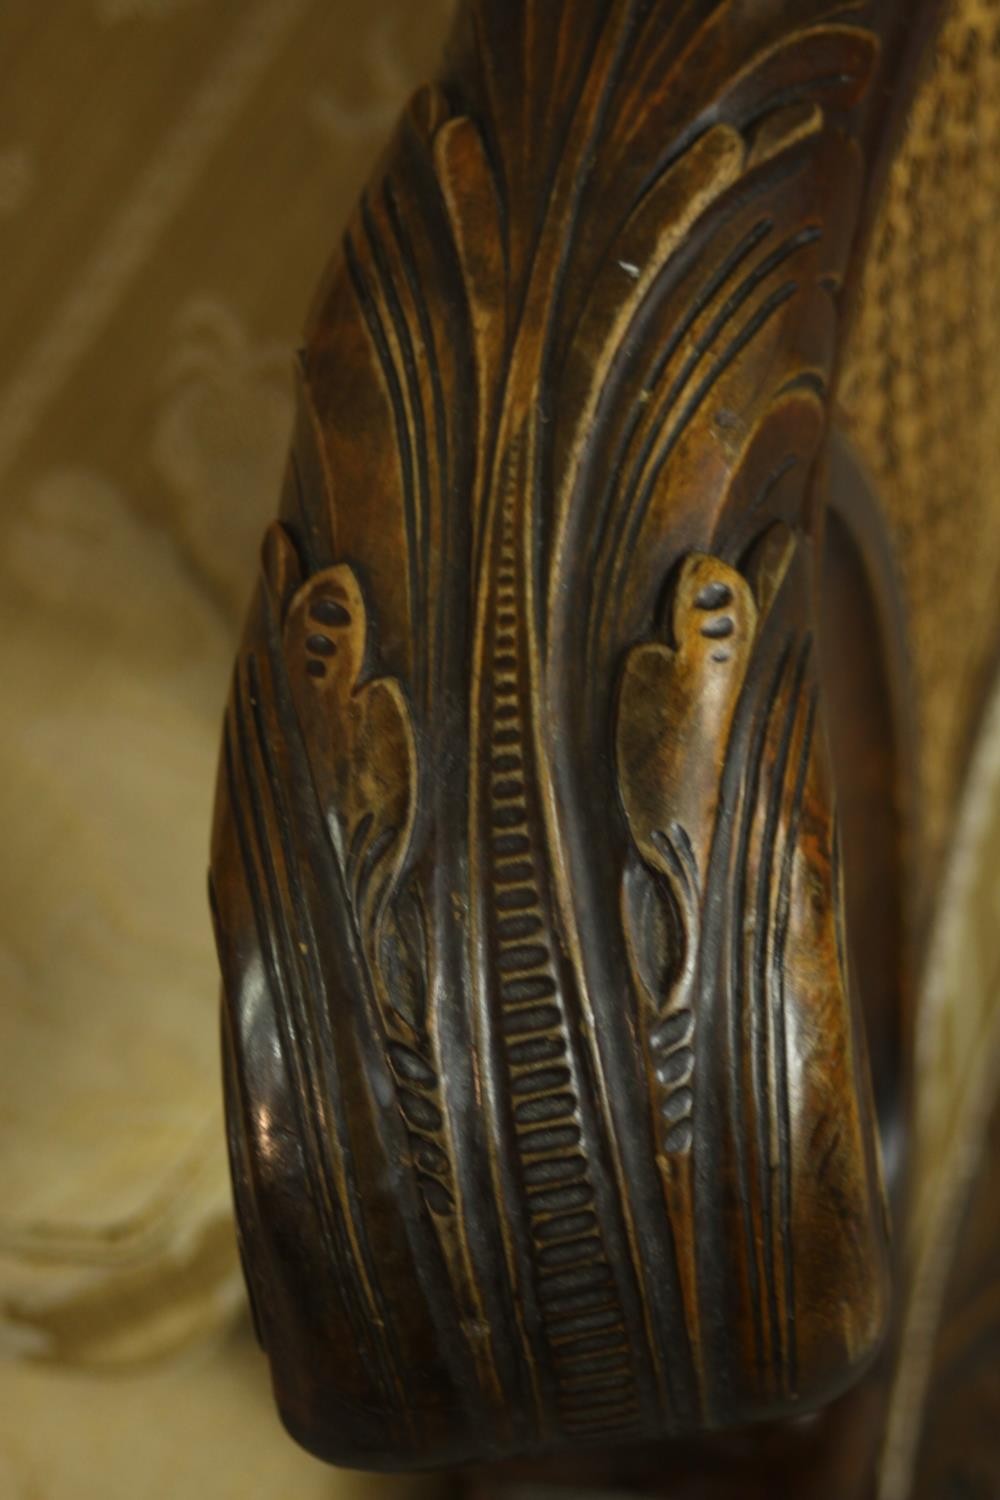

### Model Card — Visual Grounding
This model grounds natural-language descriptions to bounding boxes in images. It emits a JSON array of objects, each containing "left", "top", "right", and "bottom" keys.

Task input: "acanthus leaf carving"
[
  {"left": 261, "top": 522, "right": 461, "bottom": 1218},
  {"left": 210, "top": 0, "right": 912, "bottom": 1470}
]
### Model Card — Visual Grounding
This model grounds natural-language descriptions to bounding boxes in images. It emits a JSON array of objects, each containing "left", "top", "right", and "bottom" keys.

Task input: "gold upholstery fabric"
[{"left": 0, "top": 0, "right": 449, "bottom": 1492}]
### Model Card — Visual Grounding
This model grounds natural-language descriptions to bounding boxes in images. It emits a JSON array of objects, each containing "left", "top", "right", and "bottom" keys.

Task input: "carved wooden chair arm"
[{"left": 209, "top": 0, "right": 945, "bottom": 1478}]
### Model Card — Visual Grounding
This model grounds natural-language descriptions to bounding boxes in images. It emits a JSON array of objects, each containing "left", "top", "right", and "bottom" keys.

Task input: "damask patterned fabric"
[{"left": 0, "top": 2, "right": 449, "bottom": 1494}]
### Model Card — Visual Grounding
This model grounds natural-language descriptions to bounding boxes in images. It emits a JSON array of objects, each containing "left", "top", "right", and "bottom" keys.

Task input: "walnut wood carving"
[{"left": 209, "top": 0, "right": 939, "bottom": 1473}]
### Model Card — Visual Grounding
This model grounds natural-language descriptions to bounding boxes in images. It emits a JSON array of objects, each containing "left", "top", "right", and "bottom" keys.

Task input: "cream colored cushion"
[{"left": 0, "top": 0, "right": 449, "bottom": 1491}]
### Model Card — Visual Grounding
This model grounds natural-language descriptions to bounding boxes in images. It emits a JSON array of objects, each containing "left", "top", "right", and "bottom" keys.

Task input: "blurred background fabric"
[{"left": 0, "top": 0, "right": 449, "bottom": 1493}]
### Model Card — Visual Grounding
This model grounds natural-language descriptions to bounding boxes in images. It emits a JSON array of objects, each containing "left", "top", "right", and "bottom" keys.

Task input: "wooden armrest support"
[{"left": 209, "top": 0, "right": 940, "bottom": 1472}]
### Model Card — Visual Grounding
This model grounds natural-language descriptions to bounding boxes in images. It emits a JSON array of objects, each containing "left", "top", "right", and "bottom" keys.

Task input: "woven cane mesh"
[{"left": 841, "top": 0, "right": 1000, "bottom": 870}]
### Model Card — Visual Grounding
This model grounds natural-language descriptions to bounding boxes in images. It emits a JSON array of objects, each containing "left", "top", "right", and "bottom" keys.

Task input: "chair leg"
[{"left": 209, "top": 1, "right": 986, "bottom": 1489}]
